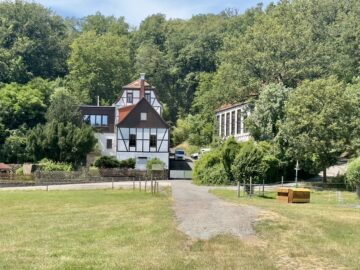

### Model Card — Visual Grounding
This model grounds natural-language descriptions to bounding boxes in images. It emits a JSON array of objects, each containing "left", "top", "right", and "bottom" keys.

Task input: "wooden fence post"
[
  {"left": 237, "top": 181, "right": 240, "bottom": 198},
  {"left": 250, "top": 177, "right": 252, "bottom": 197}
]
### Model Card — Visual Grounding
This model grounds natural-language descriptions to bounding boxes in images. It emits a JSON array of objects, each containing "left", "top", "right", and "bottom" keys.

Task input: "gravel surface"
[
  {"left": 172, "top": 180, "right": 261, "bottom": 240},
  {"left": 0, "top": 181, "right": 171, "bottom": 191}
]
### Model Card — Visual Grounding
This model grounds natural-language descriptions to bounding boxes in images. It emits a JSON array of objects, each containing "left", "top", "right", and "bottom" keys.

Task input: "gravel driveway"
[{"left": 172, "top": 180, "right": 261, "bottom": 240}]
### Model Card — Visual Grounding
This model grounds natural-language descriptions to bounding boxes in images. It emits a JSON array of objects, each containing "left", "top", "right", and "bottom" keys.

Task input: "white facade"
[
  {"left": 215, "top": 103, "right": 252, "bottom": 142},
  {"left": 113, "top": 89, "right": 162, "bottom": 115},
  {"left": 95, "top": 133, "right": 116, "bottom": 156},
  {"left": 116, "top": 127, "right": 169, "bottom": 170}
]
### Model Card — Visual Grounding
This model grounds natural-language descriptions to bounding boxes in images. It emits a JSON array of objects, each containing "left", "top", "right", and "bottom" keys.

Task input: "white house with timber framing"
[{"left": 80, "top": 74, "right": 170, "bottom": 170}]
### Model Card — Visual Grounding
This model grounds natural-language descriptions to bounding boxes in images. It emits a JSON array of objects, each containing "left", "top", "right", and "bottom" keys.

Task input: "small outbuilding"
[{"left": 0, "top": 163, "right": 11, "bottom": 178}]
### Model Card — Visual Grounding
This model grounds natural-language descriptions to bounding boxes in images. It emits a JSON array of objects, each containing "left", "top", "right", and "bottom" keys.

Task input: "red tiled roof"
[
  {"left": 123, "top": 79, "right": 154, "bottom": 89},
  {"left": 215, "top": 93, "right": 258, "bottom": 112},
  {"left": 118, "top": 104, "right": 136, "bottom": 123},
  {"left": 0, "top": 163, "right": 11, "bottom": 170}
]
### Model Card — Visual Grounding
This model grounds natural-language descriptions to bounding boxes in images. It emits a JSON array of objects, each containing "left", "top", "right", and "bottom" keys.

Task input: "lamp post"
[{"left": 295, "top": 160, "right": 300, "bottom": 188}]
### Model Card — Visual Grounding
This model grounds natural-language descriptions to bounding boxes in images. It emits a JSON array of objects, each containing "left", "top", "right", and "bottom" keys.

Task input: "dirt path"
[{"left": 172, "top": 180, "right": 260, "bottom": 240}]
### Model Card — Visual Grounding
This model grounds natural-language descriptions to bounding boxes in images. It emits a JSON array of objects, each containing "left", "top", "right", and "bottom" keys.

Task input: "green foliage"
[
  {"left": 280, "top": 77, "right": 360, "bottom": 177},
  {"left": 0, "top": 0, "right": 69, "bottom": 83},
  {"left": 146, "top": 158, "right": 166, "bottom": 171},
  {"left": 346, "top": 157, "right": 360, "bottom": 187},
  {"left": 38, "top": 158, "right": 73, "bottom": 171},
  {"left": 68, "top": 31, "right": 131, "bottom": 103},
  {"left": 247, "top": 84, "right": 292, "bottom": 141},
  {"left": 45, "top": 87, "right": 81, "bottom": 124},
  {"left": 221, "top": 137, "right": 241, "bottom": 181},
  {"left": 172, "top": 118, "right": 191, "bottom": 146},
  {"left": 26, "top": 120, "right": 96, "bottom": 166},
  {"left": 193, "top": 148, "right": 229, "bottom": 185},
  {"left": 231, "top": 141, "right": 268, "bottom": 184},
  {"left": 119, "top": 158, "right": 136, "bottom": 169},
  {"left": 1, "top": 129, "right": 29, "bottom": 163},
  {"left": 15, "top": 167, "right": 24, "bottom": 175},
  {"left": 81, "top": 12, "right": 129, "bottom": 36},
  {"left": 0, "top": 79, "right": 55, "bottom": 129},
  {"left": 88, "top": 166, "right": 100, "bottom": 176},
  {"left": 94, "top": 157, "right": 135, "bottom": 169},
  {"left": 94, "top": 156, "right": 120, "bottom": 168}
]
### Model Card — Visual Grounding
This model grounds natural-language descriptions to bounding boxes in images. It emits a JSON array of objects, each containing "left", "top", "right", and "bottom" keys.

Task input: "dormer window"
[
  {"left": 140, "top": 112, "right": 147, "bottom": 121},
  {"left": 127, "top": 92, "right": 133, "bottom": 103}
]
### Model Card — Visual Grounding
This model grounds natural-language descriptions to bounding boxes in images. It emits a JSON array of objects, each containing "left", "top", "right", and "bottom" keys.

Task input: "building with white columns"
[{"left": 215, "top": 101, "right": 253, "bottom": 142}]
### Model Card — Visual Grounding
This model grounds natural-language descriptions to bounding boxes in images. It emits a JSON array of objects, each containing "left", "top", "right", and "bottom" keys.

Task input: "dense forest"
[{"left": 0, "top": 0, "right": 360, "bottom": 173}]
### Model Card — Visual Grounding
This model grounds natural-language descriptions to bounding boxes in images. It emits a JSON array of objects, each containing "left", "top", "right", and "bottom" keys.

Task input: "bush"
[
  {"left": 38, "top": 158, "right": 73, "bottom": 171},
  {"left": 231, "top": 141, "right": 268, "bottom": 184},
  {"left": 119, "top": 158, "right": 136, "bottom": 169},
  {"left": 94, "top": 156, "right": 120, "bottom": 168},
  {"left": 221, "top": 137, "right": 241, "bottom": 181},
  {"left": 346, "top": 157, "right": 360, "bottom": 187},
  {"left": 146, "top": 158, "right": 166, "bottom": 171},
  {"left": 193, "top": 149, "right": 230, "bottom": 185},
  {"left": 95, "top": 156, "right": 136, "bottom": 169},
  {"left": 15, "top": 167, "right": 24, "bottom": 175},
  {"left": 88, "top": 166, "right": 100, "bottom": 176}
]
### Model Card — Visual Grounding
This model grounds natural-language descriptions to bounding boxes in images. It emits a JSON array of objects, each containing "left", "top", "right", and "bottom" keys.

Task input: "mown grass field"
[
  {"left": 0, "top": 189, "right": 275, "bottom": 270},
  {"left": 212, "top": 189, "right": 360, "bottom": 269},
  {"left": 0, "top": 188, "right": 359, "bottom": 269}
]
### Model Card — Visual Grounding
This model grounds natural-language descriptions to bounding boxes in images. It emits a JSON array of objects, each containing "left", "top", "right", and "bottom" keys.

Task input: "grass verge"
[
  {"left": 211, "top": 189, "right": 360, "bottom": 269},
  {"left": 0, "top": 189, "right": 275, "bottom": 270}
]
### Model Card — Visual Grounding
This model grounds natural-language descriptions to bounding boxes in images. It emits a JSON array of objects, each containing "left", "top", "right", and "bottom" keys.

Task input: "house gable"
[{"left": 117, "top": 98, "right": 169, "bottom": 129}]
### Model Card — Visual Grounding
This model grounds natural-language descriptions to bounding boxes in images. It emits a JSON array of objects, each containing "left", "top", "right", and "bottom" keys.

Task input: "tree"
[
  {"left": 1, "top": 129, "right": 28, "bottom": 163},
  {"left": 247, "top": 83, "right": 292, "bottom": 141},
  {"left": 81, "top": 12, "right": 129, "bottom": 36},
  {"left": 0, "top": 0, "right": 69, "bottom": 83},
  {"left": 68, "top": 31, "right": 131, "bottom": 103},
  {"left": 280, "top": 77, "right": 357, "bottom": 181},
  {"left": 193, "top": 148, "right": 229, "bottom": 185},
  {"left": 26, "top": 121, "right": 96, "bottom": 166},
  {"left": 0, "top": 79, "right": 54, "bottom": 130},
  {"left": 46, "top": 87, "right": 81, "bottom": 125},
  {"left": 346, "top": 156, "right": 360, "bottom": 197},
  {"left": 231, "top": 141, "right": 269, "bottom": 185},
  {"left": 221, "top": 137, "right": 241, "bottom": 181},
  {"left": 172, "top": 117, "right": 191, "bottom": 146}
]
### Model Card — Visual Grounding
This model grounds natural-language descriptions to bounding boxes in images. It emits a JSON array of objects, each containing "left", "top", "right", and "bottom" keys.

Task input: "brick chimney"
[{"left": 140, "top": 73, "right": 145, "bottom": 99}]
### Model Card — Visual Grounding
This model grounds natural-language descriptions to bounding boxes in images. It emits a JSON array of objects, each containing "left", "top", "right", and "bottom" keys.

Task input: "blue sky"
[{"left": 33, "top": 0, "right": 274, "bottom": 27}]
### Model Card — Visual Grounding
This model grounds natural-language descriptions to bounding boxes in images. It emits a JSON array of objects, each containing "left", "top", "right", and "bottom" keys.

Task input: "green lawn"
[
  {"left": 0, "top": 189, "right": 275, "bottom": 270},
  {"left": 212, "top": 189, "right": 360, "bottom": 269}
]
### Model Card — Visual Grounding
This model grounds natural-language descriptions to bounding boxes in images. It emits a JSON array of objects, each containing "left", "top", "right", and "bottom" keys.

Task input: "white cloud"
[
  {"left": 32, "top": 0, "right": 272, "bottom": 26},
  {"left": 33, "top": 0, "right": 218, "bottom": 26}
]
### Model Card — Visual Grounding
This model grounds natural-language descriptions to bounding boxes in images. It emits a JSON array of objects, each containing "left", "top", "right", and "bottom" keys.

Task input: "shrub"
[
  {"left": 146, "top": 158, "right": 166, "bottom": 171},
  {"left": 221, "top": 137, "right": 241, "bottom": 181},
  {"left": 88, "top": 166, "right": 100, "bottom": 176},
  {"left": 119, "top": 158, "right": 136, "bottom": 169},
  {"left": 193, "top": 149, "right": 230, "bottom": 185},
  {"left": 38, "top": 158, "right": 73, "bottom": 171},
  {"left": 346, "top": 157, "right": 360, "bottom": 188},
  {"left": 16, "top": 167, "right": 24, "bottom": 175},
  {"left": 94, "top": 156, "right": 120, "bottom": 168},
  {"left": 231, "top": 141, "right": 268, "bottom": 184}
]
